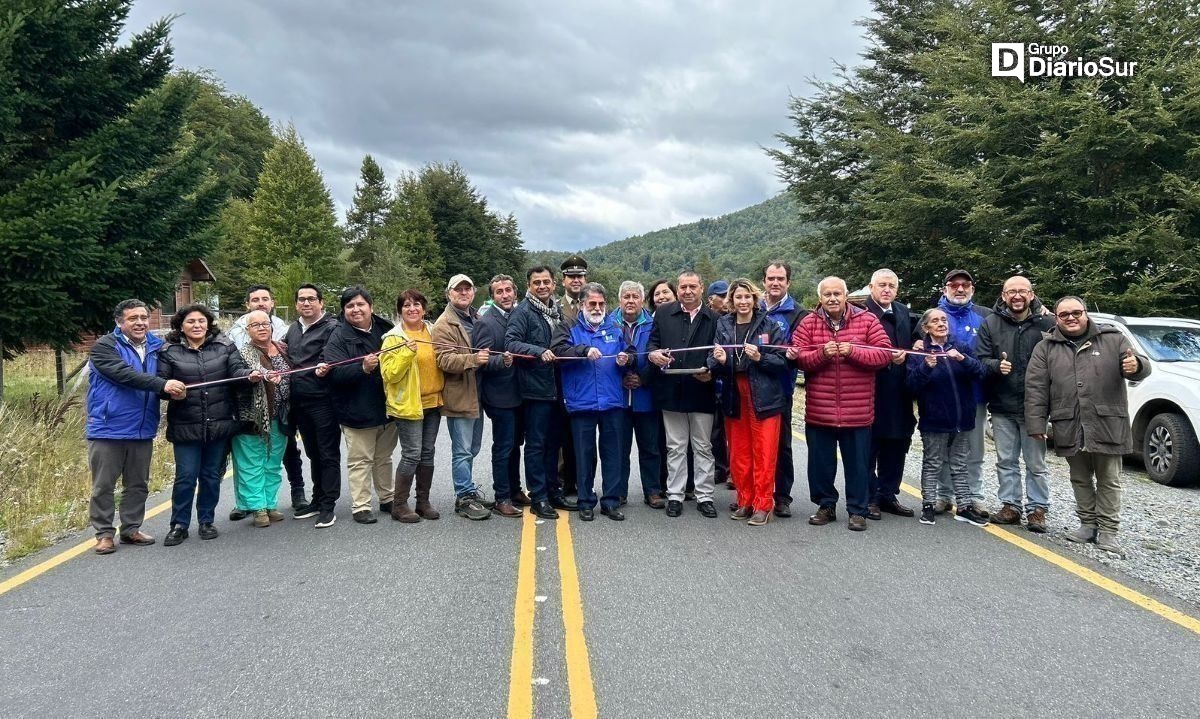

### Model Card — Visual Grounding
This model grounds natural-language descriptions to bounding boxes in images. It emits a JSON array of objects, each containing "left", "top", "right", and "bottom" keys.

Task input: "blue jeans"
[
  {"left": 571, "top": 410, "right": 625, "bottom": 510},
  {"left": 524, "top": 400, "right": 563, "bottom": 502},
  {"left": 620, "top": 410, "right": 662, "bottom": 500},
  {"left": 805, "top": 424, "right": 872, "bottom": 517},
  {"left": 992, "top": 413, "right": 1051, "bottom": 511},
  {"left": 483, "top": 404, "right": 519, "bottom": 502},
  {"left": 446, "top": 414, "right": 483, "bottom": 498},
  {"left": 171, "top": 439, "right": 229, "bottom": 528}
]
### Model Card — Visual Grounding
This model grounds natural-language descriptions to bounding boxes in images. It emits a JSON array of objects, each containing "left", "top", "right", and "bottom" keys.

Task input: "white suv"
[{"left": 1090, "top": 313, "right": 1200, "bottom": 487}]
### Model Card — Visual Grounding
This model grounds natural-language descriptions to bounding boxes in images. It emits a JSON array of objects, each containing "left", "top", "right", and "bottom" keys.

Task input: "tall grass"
[{"left": 0, "top": 394, "right": 174, "bottom": 561}]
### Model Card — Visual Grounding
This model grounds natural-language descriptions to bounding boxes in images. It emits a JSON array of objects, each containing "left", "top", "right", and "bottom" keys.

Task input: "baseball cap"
[
  {"left": 446, "top": 274, "right": 474, "bottom": 291},
  {"left": 707, "top": 280, "right": 730, "bottom": 297}
]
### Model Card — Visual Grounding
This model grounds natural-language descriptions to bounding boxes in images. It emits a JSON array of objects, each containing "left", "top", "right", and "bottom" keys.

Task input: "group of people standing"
[{"left": 83, "top": 257, "right": 1148, "bottom": 557}]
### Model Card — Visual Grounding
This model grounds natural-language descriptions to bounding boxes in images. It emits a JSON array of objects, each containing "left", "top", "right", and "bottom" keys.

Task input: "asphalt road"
[{"left": 2, "top": 419, "right": 1199, "bottom": 718}]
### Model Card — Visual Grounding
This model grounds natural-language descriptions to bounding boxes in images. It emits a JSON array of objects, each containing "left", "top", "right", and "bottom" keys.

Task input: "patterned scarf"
[
  {"left": 526, "top": 291, "right": 564, "bottom": 328},
  {"left": 238, "top": 343, "right": 291, "bottom": 441}
]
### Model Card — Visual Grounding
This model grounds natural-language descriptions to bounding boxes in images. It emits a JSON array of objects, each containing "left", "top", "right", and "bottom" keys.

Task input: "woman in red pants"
[{"left": 707, "top": 279, "right": 789, "bottom": 525}]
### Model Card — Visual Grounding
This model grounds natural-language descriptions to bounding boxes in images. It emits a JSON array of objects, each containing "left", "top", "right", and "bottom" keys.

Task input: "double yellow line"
[{"left": 507, "top": 511, "right": 598, "bottom": 718}]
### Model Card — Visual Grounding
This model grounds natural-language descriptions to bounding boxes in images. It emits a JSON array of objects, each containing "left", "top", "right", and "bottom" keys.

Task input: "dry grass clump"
[{"left": 0, "top": 394, "right": 173, "bottom": 562}]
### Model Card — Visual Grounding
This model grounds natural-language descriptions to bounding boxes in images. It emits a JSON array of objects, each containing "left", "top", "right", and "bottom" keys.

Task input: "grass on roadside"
[{"left": 0, "top": 394, "right": 174, "bottom": 562}]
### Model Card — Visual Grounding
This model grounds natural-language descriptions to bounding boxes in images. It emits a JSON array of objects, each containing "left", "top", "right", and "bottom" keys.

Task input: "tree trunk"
[{"left": 0, "top": 340, "right": 5, "bottom": 405}]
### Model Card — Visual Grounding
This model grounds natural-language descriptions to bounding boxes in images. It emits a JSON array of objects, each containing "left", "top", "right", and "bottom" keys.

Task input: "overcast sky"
[{"left": 127, "top": 0, "right": 873, "bottom": 251}]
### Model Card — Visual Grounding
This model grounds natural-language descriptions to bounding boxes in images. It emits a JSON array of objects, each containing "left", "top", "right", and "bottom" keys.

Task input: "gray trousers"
[
  {"left": 662, "top": 411, "right": 715, "bottom": 502},
  {"left": 88, "top": 439, "right": 154, "bottom": 539},
  {"left": 921, "top": 431, "right": 971, "bottom": 506},
  {"left": 1065, "top": 452, "right": 1123, "bottom": 532},
  {"left": 395, "top": 407, "right": 442, "bottom": 476},
  {"left": 938, "top": 403, "right": 986, "bottom": 503}
]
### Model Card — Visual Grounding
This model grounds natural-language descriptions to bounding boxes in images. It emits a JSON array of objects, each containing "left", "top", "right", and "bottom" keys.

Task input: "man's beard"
[{"left": 586, "top": 311, "right": 605, "bottom": 325}]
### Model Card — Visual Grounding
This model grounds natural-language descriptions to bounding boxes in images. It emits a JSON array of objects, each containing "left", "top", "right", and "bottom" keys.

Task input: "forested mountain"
[{"left": 529, "top": 194, "right": 819, "bottom": 297}]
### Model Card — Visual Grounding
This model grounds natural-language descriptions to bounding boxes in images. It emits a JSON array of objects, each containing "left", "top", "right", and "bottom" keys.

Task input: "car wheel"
[{"left": 1143, "top": 412, "right": 1200, "bottom": 487}]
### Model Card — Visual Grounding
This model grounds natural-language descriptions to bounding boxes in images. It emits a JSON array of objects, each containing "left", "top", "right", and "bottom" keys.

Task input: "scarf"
[{"left": 526, "top": 291, "right": 564, "bottom": 328}]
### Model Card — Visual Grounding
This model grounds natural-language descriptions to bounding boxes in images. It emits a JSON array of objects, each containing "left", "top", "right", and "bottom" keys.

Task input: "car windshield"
[{"left": 1128, "top": 325, "right": 1200, "bottom": 362}]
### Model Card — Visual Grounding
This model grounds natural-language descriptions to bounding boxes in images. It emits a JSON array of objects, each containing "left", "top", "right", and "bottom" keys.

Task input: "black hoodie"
[
  {"left": 975, "top": 296, "right": 1056, "bottom": 417},
  {"left": 322, "top": 313, "right": 395, "bottom": 428}
]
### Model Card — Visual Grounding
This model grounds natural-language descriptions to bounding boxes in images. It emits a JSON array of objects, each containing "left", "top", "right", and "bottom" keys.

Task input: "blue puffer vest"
[{"left": 85, "top": 328, "right": 165, "bottom": 440}]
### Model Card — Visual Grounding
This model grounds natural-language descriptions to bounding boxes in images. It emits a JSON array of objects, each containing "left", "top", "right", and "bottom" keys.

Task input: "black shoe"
[
  {"left": 697, "top": 501, "right": 717, "bottom": 518},
  {"left": 879, "top": 498, "right": 915, "bottom": 517},
  {"left": 229, "top": 508, "right": 248, "bottom": 521},
  {"left": 919, "top": 504, "right": 936, "bottom": 525},
  {"left": 198, "top": 523, "right": 218, "bottom": 540},
  {"left": 315, "top": 511, "right": 336, "bottom": 528},
  {"left": 353, "top": 509, "right": 377, "bottom": 524},
  {"left": 294, "top": 504, "right": 319, "bottom": 519},
  {"left": 290, "top": 488, "right": 307, "bottom": 509},
  {"left": 665, "top": 500, "right": 682, "bottom": 517},
  {"left": 773, "top": 501, "right": 792, "bottom": 518},
  {"left": 163, "top": 525, "right": 188, "bottom": 546},
  {"left": 531, "top": 501, "right": 559, "bottom": 519},
  {"left": 550, "top": 495, "right": 578, "bottom": 511},
  {"left": 379, "top": 501, "right": 393, "bottom": 515},
  {"left": 579, "top": 507, "right": 595, "bottom": 521},
  {"left": 955, "top": 505, "right": 990, "bottom": 527},
  {"left": 601, "top": 507, "right": 625, "bottom": 521}
]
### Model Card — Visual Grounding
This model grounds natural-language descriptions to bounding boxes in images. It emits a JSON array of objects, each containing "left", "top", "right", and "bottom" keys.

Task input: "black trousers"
[
  {"left": 283, "top": 430, "right": 303, "bottom": 489},
  {"left": 711, "top": 402, "right": 729, "bottom": 483},
  {"left": 773, "top": 400, "right": 796, "bottom": 505},
  {"left": 291, "top": 395, "right": 342, "bottom": 512},
  {"left": 869, "top": 435, "right": 912, "bottom": 503}
]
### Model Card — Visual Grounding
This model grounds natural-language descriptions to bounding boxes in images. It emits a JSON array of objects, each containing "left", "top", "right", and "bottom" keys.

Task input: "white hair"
[
  {"left": 618, "top": 280, "right": 645, "bottom": 297},
  {"left": 817, "top": 276, "right": 848, "bottom": 294},
  {"left": 870, "top": 268, "right": 899, "bottom": 285}
]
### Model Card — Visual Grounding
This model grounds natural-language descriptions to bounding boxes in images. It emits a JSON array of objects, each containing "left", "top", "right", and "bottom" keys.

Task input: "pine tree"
[
  {"left": 344, "top": 154, "right": 391, "bottom": 265},
  {"left": 388, "top": 172, "right": 445, "bottom": 293},
  {"left": 771, "top": 0, "right": 1200, "bottom": 313},
  {"left": 248, "top": 123, "right": 347, "bottom": 295},
  {"left": 0, "top": 1, "right": 225, "bottom": 356}
]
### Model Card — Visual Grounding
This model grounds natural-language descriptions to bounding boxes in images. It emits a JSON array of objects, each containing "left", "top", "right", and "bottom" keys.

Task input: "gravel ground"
[{"left": 791, "top": 391, "right": 1200, "bottom": 609}]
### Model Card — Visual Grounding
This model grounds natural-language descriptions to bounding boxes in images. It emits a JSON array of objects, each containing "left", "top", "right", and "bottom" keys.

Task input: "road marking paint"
[
  {"left": 507, "top": 511, "right": 538, "bottom": 719},
  {"left": 0, "top": 494, "right": 173, "bottom": 599},
  {"left": 792, "top": 429, "right": 1200, "bottom": 636},
  {"left": 555, "top": 513, "right": 598, "bottom": 719}
]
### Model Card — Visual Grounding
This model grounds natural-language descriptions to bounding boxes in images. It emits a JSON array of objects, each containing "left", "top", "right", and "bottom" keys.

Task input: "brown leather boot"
[
  {"left": 391, "top": 471, "right": 420, "bottom": 523},
  {"left": 414, "top": 465, "right": 440, "bottom": 520}
]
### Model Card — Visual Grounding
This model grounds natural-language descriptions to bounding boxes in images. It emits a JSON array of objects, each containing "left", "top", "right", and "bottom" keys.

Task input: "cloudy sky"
[{"left": 127, "top": 0, "right": 873, "bottom": 251}]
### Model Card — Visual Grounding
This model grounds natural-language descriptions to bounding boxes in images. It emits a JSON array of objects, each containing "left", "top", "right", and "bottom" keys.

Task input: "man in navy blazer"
[{"left": 864, "top": 269, "right": 917, "bottom": 519}]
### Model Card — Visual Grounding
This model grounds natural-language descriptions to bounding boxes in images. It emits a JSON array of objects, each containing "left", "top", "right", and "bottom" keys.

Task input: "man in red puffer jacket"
[{"left": 788, "top": 277, "right": 894, "bottom": 531}]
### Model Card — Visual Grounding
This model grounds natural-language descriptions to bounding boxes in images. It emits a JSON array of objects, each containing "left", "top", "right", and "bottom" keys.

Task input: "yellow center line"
[
  {"left": 556, "top": 512, "right": 598, "bottom": 719},
  {"left": 792, "top": 429, "right": 1200, "bottom": 636},
  {"left": 507, "top": 511, "right": 538, "bottom": 719},
  {"left": 0, "top": 471, "right": 220, "bottom": 599}
]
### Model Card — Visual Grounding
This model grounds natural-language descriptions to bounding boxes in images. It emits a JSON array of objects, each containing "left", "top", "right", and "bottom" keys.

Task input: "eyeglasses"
[
  {"left": 247, "top": 322, "right": 273, "bottom": 330},
  {"left": 1056, "top": 310, "right": 1085, "bottom": 320},
  {"left": 296, "top": 296, "right": 320, "bottom": 304},
  {"left": 1004, "top": 289, "right": 1032, "bottom": 297},
  {"left": 947, "top": 281, "right": 973, "bottom": 290}
]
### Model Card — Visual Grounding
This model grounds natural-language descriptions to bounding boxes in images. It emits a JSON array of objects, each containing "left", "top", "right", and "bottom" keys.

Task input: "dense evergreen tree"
[
  {"left": 247, "top": 123, "right": 347, "bottom": 297},
  {"left": 344, "top": 154, "right": 391, "bottom": 262},
  {"left": 184, "top": 74, "right": 274, "bottom": 308},
  {"left": 771, "top": 0, "right": 1200, "bottom": 314},
  {"left": 0, "top": 1, "right": 226, "bottom": 356}
]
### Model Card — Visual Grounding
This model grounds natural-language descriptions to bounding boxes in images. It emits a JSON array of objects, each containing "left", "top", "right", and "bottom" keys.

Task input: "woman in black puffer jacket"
[{"left": 157, "top": 304, "right": 259, "bottom": 546}]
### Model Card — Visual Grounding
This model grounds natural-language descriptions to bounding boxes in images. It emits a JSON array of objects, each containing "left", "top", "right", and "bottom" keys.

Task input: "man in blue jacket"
[
  {"left": 761, "top": 261, "right": 809, "bottom": 517},
  {"left": 610, "top": 281, "right": 663, "bottom": 508},
  {"left": 86, "top": 299, "right": 186, "bottom": 554},
  {"left": 933, "top": 269, "right": 992, "bottom": 516},
  {"left": 553, "top": 283, "right": 632, "bottom": 521}
]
